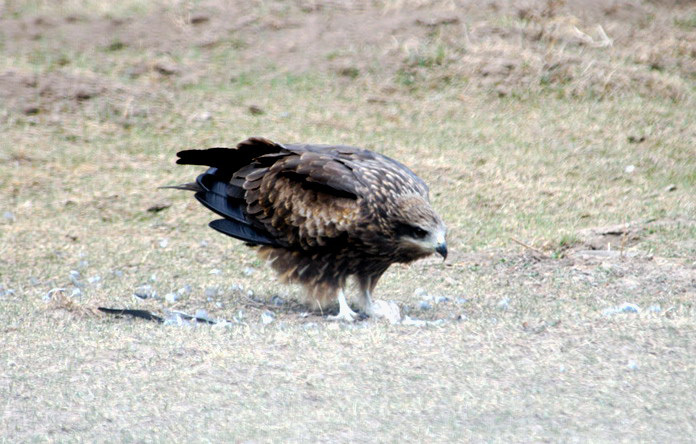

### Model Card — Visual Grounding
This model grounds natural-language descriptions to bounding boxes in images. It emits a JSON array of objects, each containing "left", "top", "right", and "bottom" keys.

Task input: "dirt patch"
[
  {"left": 2, "top": 1, "right": 693, "bottom": 101},
  {"left": 0, "top": 68, "right": 136, "bottom": 116}
]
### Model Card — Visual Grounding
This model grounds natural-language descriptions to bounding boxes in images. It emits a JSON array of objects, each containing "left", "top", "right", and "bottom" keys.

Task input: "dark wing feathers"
[
  {"left": 174, "top": 137, "right": 427, "bottom": 249},
  {"left": 208, "top": 219, "right": 280, "bottom": 247}
]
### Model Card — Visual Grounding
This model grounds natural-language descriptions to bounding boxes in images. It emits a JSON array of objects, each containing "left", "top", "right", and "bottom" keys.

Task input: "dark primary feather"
[{"left": 208, "top": 219, "right": 279, "bottom": 246}]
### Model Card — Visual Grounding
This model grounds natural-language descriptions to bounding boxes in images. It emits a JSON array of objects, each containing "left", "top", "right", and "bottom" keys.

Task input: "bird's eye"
[
  {"left": 411, "top": 227, "right": 428, "bottom": 239},
  {"left": 395, "top": 223, "right": 429, "bottom": 239}
]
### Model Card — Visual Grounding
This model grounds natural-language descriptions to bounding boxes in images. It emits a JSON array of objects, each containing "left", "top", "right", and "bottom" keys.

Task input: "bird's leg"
[
  {"left": 358, "top": 277, "right": 401, "bottom": 323},
  {"left": 327, "top": 289, "right": 359, "bottom": 322}
]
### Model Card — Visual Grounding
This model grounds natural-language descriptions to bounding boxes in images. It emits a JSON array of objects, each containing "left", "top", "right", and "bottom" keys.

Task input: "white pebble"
[
  {"left": 402, "top": 316, "right": 427, "bottom": 327},
  {"left": 209, "top": 268, "right": 222, "bottom": 275},
  {"left": 261, "top": 310, "right": 275, "bottom": 325},
  {"left": 603, "top": 302, "right": 640, "bottom": 316},
  {"left": 624, "top": 165, "right": 635, "bottom": 174},
  {"left": 158, "top": 238, "right": 169, "bottom": 248},
  {"left": 195, "top": 309, "right": 212, "bottom": 322},
  {"left": 497, "top": 297, "right": 510, "bottom": 310},
  {"left": 165, "top": 292, "right": 179, "bottom": 303}
]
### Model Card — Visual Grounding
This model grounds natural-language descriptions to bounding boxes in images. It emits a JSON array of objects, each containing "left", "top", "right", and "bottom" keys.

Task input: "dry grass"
[{"left": 1, "top": 0, "right": 695, "bottom": 442}]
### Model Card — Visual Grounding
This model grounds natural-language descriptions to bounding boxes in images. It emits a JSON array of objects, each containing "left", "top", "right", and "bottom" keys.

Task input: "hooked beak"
[{"left": 435, "top": 242, "right": 448, "bottom": 261}]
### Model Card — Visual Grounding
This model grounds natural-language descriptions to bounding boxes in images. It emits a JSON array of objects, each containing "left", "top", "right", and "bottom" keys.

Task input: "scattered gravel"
[
  {"left": 69, "top": 270, "right": 83, "bottom": 287},
  {"left": 133, "top": 284, "right": 156, "bottom": 299},
  {"left": 270, "top": 295, "right": 285, "bottom": 306},
  {"left": 603, "top": 302, "right": 641, "bottom": 316}
]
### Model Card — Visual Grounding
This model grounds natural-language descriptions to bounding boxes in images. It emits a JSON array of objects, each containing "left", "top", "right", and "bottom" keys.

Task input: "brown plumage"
[{"left": 173, "top": 137, "right": 447, "bottom": 321}]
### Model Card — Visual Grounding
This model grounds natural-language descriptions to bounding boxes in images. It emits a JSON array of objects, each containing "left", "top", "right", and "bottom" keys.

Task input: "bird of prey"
[{"left": 172, "top": 137, "right": 447, "bottom": 321}]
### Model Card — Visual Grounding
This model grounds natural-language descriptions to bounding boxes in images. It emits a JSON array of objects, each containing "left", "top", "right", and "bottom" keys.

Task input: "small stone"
[
  {"left": 165, "top": 292, "right": 179, "bottom": 303},
  {"left": 261, "top": 310, "right": 275, "bottom": 325},
  {"left": 191, "top": 111, "right": 211, "bottom": 122},
  {"left": 112, "top": 270, "right": 124, "bottom": 278},
  {"left": 664, "top": 184, "right": 677, "bottom": 192},
  {"left": 436, "top": 296, "right": 450, "bottom": 304},
  {"left": 402, "top": 316, "right": 427, "bottom": 327},
  {"left": 627, "top": 360, "right": 638, "bottom": 370},
  {"left": 271, "top": 295, "right": 285, "bottom": 306},
  {"left": 419, "top": 301, "right": 432, "bottom": 310},
  {"left": 71, "top": 288, "right": 82, "bottom": 298},
  {"left": 177, "top": 284, "right": 192, "bottom": 295},
  {"left": 242, "top": 267, "right": 255, "bottom": 276},
  {"left": 134, "top": 285, "right": 155, "bottom": 299},
  {"left": 87, "top": 275, "right": 101, "bottom": 284},
  {"left": 28, "top": 277, "right": 41, "bottom": 286},
  {"left": 154, "top": 61, "right": 180, "bottom": 76},
  {"left": 149, "top": 274, "right": 157, "bottom": 282},
  {"left": 78, "top": 260, "right": 89, "bottom": 269},
  {"left": 204, "top": 287, "right": 219, "bottom": 298},
  {"left": 2, "top": 211, "right": 15, "bottom": 222},
  {"left": 414, "top": 288, "right": 428, "bottom": 298},
  {"left": 209, "top": 268, "right": 222, "bottom": 275},
  {"left": 229, "top": 284, "right": 243, "bottom": 293},
  {"left": 235, "top": 310, "right": 245, "bottom": 322},
  {"left": 194, "top": 309, "right": 213, "bottom": 322},
  {"left": 158, "top": 238, "right": 169, "bottom": 248},
  {"left": 189, "top": 14, "right": 209, "bottom": 25},
  {"left": 22, "top": 105, "right": 40, "bottom": 115},
  {"left": 497, "top": 297, "right": 510, "bottom": 310},
  {"left": 648, "top": 304, "right": 661, "bottom": 313},
  {"left": 199, "top": 240, "right": 209, "bottom": 247},
  {"left": 45, "top": 288, "right": 66, "bottom": 301},
  {"left": 248, "top": 105, "right": 264, "bottom": 116},
  {"left": 455, "top": 297, "right": 468, "bottom": 304},
  {"left": 603, "top": 302, "right": 640, "bottom": 316},
  {"left": 624, "top": 165, "right": 636, "bottom": 174},
  {"left": 215, "top": 301, "right": 223, "bottom": 308},
  {"left": 303, "top": 322, "right": 318, "bottom": 330},
  {"left": 247, "top": 290, "right": 254, "bottom": 298},
  {"left": 69, "top": 270, "right": 83, "bottom": 287}
]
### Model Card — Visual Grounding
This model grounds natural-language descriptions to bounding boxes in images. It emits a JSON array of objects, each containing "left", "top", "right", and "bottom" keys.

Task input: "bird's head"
[{"left": 390, "top": 195, "right": 447, "bottom": 261}]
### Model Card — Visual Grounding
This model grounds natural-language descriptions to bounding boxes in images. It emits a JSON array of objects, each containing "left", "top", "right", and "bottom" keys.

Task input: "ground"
[{"left": 1, "top": 0, "right": 695, "bottom": 441}]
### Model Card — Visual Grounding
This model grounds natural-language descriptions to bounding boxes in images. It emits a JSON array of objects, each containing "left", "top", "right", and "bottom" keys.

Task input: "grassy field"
[{"left": 1, "top": 0, "right": 695, "bottom": 441}]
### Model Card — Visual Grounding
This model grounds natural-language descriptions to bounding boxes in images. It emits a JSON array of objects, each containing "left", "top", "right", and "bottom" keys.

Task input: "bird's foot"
[
  {"left": 365, "top": 300, "right": 401, "bottom": 324},
  {"left": 327, "top": 305, "right": 360, "bottom": 322}
]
